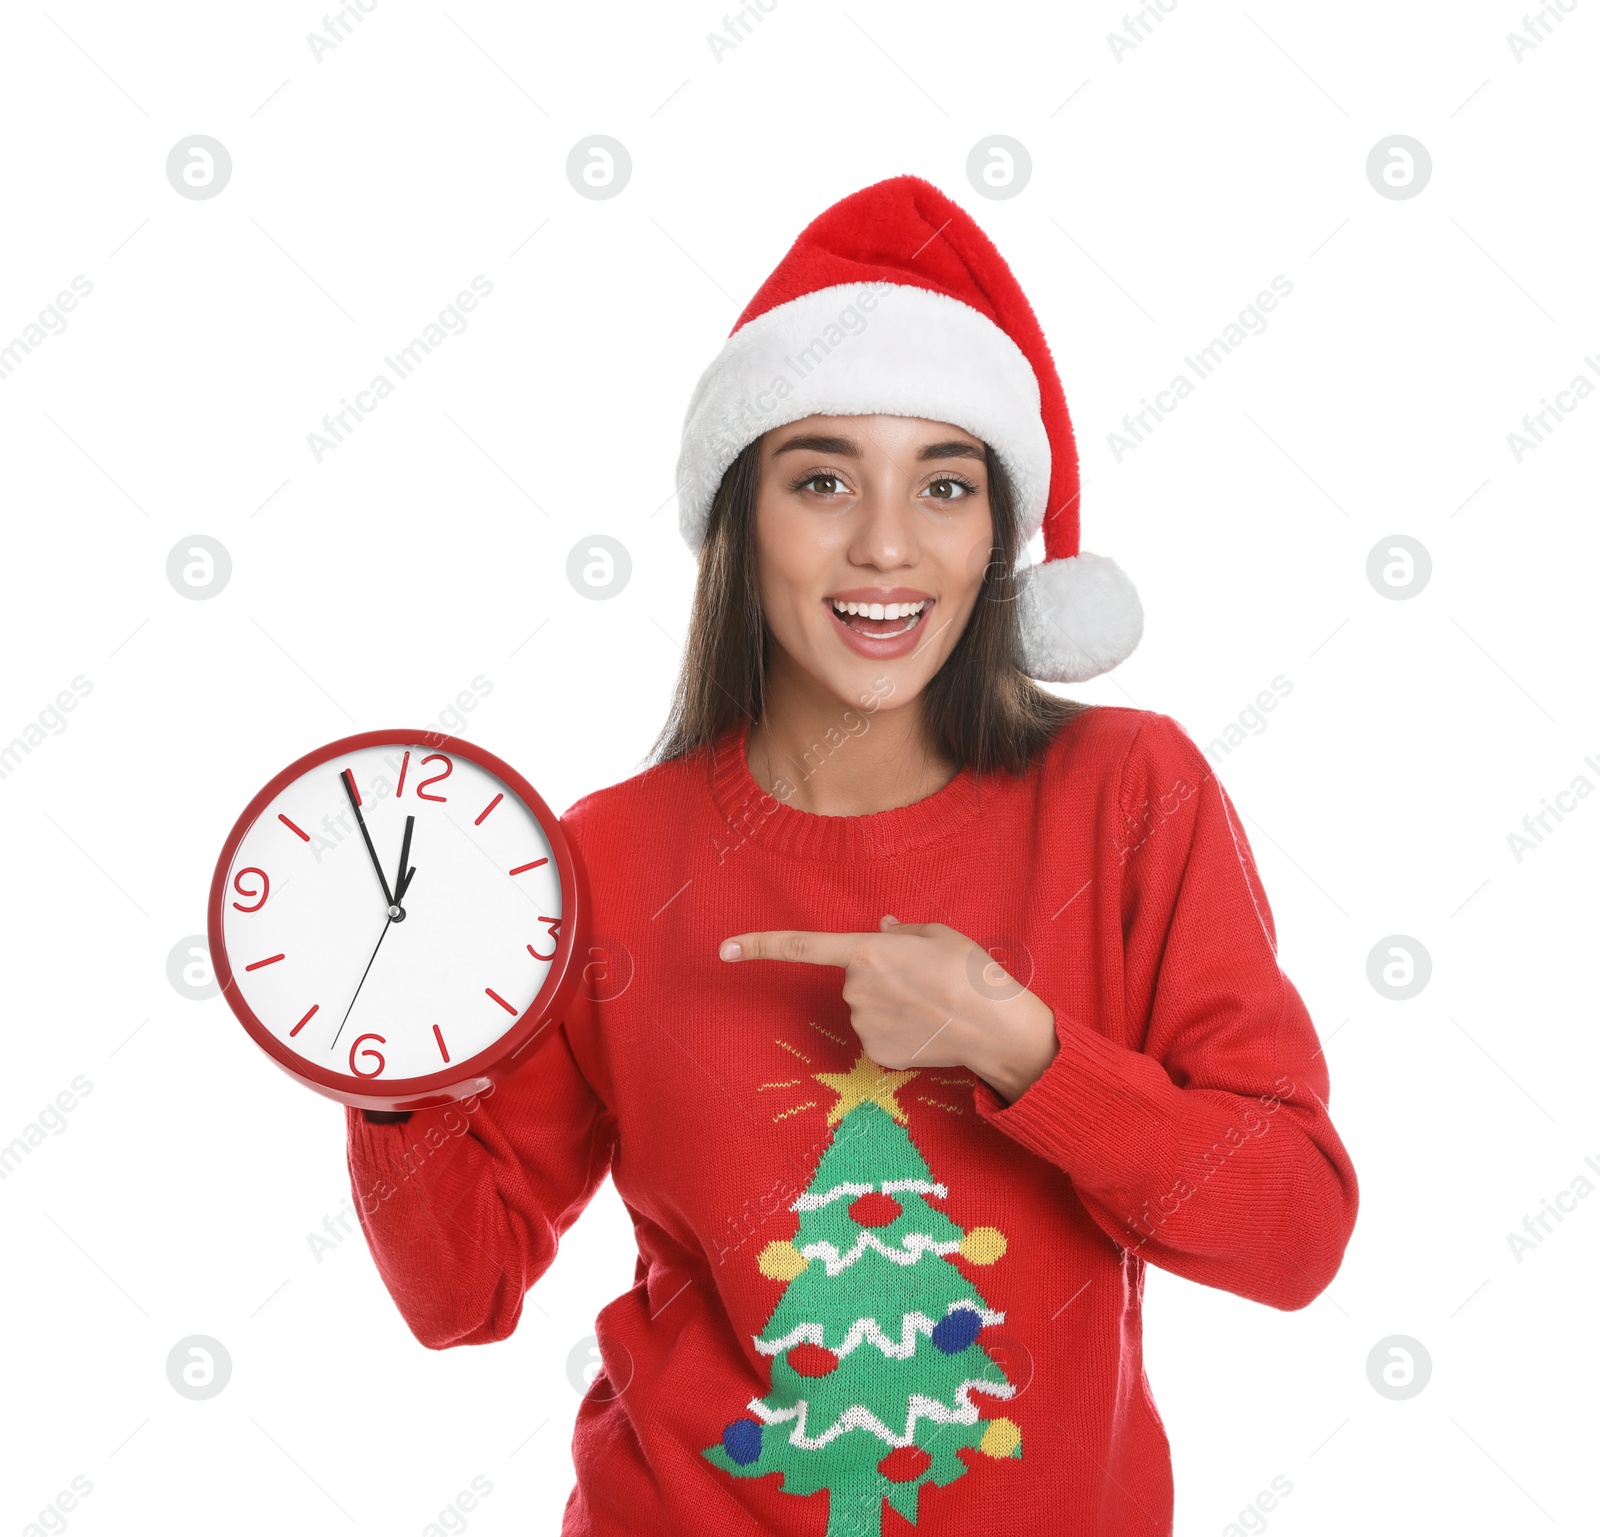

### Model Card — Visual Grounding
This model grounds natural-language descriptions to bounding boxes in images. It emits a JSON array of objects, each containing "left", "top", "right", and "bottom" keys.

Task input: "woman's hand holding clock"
[{"left": 719, "top": 916, "right": 1060, "bottom": 1105}]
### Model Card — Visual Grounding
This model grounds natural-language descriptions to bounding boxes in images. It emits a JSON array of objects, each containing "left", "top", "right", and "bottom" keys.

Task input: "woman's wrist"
[{"left": 960, "top": 989, "right": 1059, "bottom": 1106}]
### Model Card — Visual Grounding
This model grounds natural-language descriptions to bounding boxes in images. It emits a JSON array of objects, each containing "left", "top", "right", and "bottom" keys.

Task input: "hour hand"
[
  {"left": 392, "top": 815, "right": 415, "bottom": 905},
  {"left": 341, "top": 768, "right": 396, "bottom": 910}
]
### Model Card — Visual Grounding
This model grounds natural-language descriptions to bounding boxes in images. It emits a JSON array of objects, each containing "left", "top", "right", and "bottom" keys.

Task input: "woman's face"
[{"left": 753, "top": 414, "right": 995, "bottom": 716}]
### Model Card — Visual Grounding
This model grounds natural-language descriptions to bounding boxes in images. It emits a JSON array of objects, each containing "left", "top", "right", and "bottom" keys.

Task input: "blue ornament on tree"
[
  {"left": 722, "top": 1417, "right": 763, "bottom": 1466},
  {"left": 931, "top": 1305, "right": 982, "bottom": 1355}
]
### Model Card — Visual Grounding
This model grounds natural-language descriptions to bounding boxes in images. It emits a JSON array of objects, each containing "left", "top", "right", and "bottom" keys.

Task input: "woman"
[{"left": 348, "top": 176, "right": 1359, "bottom": 1537}]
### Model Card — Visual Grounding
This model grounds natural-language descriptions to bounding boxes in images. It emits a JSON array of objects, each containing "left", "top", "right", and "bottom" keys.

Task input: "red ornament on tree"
[
  {"left": 878, "top": 1445, "right": 933, "bottom": 1484},
  {"left": 847, "top": 1191, "right": 902, "bottom": 1227},
  {"left": 786, "top": 1341, "right": 840, "bottom": 1378}
]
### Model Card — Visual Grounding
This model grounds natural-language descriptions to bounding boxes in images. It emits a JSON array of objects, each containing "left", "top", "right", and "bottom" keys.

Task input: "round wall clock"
[{"left": 208, "top": 729, "right": 584, "bottom": 1112}]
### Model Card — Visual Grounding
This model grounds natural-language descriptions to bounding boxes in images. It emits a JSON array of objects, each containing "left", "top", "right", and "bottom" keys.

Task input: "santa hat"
[{"left": 674, "top": 174, "right": 1142, "bottom": 684}]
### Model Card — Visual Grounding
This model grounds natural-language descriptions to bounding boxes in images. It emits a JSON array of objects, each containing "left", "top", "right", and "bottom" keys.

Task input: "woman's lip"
[
  {"left": 825, "top": 599, "right": 935, "bottom": 660},
  {"left": 826, "top": 587, "right": 934, "bottom": 605}
]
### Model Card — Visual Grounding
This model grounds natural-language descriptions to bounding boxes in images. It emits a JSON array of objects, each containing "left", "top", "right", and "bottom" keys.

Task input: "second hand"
[{"left": 330, "top": 865, "right": 418, "bottom": 1052}]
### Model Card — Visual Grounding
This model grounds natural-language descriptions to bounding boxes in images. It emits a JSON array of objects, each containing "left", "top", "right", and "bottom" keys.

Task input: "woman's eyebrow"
[
  {"left": 770, "top": 435, "right": 984, "bottom": 461},
  {"left": 772, "top": 434, "right": 860, "bottom": 457}
]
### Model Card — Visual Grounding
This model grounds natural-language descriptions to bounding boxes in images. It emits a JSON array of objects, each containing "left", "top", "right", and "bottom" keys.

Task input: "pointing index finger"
[{"left": 720, "top": 931, "right": 863, "bottom": 967}]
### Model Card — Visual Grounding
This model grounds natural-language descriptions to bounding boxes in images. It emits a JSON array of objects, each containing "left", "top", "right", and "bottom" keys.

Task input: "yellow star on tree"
[{"left": 813, "top": 1051, "right": 919, "bottom": 1127}]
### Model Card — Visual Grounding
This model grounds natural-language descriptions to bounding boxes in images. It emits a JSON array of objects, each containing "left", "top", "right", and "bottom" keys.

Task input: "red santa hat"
[{"left": 674, "top": 174, "right": 1142, "bottom": 683}]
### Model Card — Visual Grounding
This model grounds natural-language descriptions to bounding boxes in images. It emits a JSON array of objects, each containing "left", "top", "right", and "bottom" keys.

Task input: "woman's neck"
[{"left": 746, "top": 659, "right": 959, "bottom": 817}]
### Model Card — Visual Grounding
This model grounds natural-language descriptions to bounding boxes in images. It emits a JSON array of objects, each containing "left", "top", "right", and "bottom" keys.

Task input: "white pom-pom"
[{"left": 1016, "top": 552, "right": 1143, "bottom": 683}]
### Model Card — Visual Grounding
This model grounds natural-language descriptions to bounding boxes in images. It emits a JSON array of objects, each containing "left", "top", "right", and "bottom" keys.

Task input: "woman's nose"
[{"left": 848, "top": 478, "right": 917, "bottom": 570}]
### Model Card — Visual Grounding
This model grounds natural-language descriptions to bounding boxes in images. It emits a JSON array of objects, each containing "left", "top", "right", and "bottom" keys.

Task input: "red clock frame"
[{"left": 207, "top": 728, "right": 587, "bottom": 1113}]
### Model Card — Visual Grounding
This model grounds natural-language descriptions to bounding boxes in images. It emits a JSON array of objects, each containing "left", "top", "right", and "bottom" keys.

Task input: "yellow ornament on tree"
[
  {"left": 959, "top": 1226, "right": 1007, "bottom": 1265},
  {"left": 757, "top": 1238, "right": 807, "bottom": 1281},
  {"left": 979, "top": 1417, "right": 1022, "bottom": 1458}
]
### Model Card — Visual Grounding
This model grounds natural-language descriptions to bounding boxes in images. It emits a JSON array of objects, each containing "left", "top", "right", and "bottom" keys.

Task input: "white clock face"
[{"left": 220, "top": 742, "right": 562, "bottom": 1084}]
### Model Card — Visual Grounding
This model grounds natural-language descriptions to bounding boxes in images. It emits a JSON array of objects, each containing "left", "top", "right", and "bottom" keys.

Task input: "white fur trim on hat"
[
  {"left": 675, "top": 282, "right": 1052, "bottom": 548},
  {"left": 1016, "top": 551, "right": 1144, "bottom": 683}
]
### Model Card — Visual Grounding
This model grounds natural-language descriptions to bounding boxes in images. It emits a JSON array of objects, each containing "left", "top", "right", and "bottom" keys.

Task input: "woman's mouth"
[{"left": 824, "top": 593, "right": 936, "bottom": 659}]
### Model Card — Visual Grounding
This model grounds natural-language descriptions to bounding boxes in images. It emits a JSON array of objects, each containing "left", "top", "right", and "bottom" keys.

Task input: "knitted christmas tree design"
[{"left": 704, "top": 1054, "right": 1022, "bottom": 1537}]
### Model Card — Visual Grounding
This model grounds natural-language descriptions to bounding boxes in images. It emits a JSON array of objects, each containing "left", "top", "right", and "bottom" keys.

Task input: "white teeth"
[{"left": 830, "top": 598, "right": 928, "bottom": 621}]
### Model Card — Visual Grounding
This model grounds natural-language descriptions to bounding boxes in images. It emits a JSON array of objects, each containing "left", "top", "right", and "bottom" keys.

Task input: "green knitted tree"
[{"left": 704, "top": 1054, "right": 1022, "bottom": 1537}]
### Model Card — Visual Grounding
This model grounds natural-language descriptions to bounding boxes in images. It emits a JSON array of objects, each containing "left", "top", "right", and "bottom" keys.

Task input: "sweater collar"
[{"left": 707, "top": 718, "right": 986, "bottom": 860}]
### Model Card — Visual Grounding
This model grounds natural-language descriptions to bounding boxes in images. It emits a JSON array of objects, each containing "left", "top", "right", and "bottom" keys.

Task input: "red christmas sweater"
[{"left": 346, "top": 704, "right": 1358, "bottom": 1537}]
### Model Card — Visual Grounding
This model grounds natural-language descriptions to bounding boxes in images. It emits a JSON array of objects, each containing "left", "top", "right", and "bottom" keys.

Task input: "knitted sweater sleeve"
[
  {"left": 970, "top": 713, "right": 1359, "bottom": 1310},
  {"left": 344, "top": 1008, "right": 615, "bottom": 1349}
]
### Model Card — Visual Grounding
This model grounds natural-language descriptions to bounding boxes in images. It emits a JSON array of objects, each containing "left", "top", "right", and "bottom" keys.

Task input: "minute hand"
[{"left": 341, "top": 768, "right": 396, "bottom": 910}]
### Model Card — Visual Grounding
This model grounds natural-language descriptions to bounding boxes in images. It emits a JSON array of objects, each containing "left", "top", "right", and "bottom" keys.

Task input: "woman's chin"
[
  {"left": 806, "top": 653, "right": 925, "bottom": 717},
  {"left": 770, "top": 625, "right": 941, "bottom": 718}
]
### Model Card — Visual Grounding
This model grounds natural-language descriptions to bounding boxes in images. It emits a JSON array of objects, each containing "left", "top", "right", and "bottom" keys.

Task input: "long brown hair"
[{"left": 651, "top": 436, "right": 1087, "bottom": 776}]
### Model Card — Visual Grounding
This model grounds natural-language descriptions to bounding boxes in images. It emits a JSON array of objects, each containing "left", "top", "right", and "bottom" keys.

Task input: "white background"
[{"left": 2, "top": 2, "right": 1596, "bottom": 1534}]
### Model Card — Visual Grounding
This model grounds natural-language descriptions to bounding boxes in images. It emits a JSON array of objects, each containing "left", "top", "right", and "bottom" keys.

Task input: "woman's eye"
[
  {"left": 925, "top": 477, "right": 973, "bottom": 500},
  {"left": 801, "top": 473, "right": 846, "bottom": 496}
]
